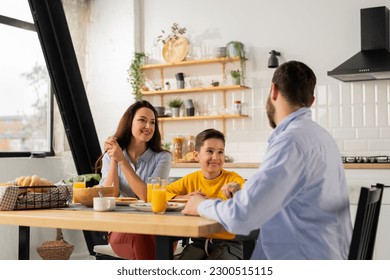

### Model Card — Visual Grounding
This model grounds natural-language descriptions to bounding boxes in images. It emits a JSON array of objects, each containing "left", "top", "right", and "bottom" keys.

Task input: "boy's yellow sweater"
[{"left": 166, "top": 169, "right": 245, "bottom": 240}]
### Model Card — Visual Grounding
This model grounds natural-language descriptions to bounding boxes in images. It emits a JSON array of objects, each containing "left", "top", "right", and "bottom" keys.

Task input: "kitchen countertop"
[
  {"left": 172, "top": 162, "right": 260, "bottom": 168},
  {"left": 172, "top": 162, "right": 390, "bottom": 169},
  {"left": 343, "top": 163, "right": 390, "bottom": 169}
]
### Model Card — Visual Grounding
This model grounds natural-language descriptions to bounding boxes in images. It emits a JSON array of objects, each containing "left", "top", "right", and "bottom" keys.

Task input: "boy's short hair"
[{"left": 195, "top": 129, "right": 225, "bottom": 151}]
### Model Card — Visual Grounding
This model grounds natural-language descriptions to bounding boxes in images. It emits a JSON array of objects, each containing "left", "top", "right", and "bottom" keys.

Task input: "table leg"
[
  {"left": 19, "top": 226, "right": 30, "bottom": 260},
  {"left": 155, "top": 236, "right": 173, "bottom": 260}
]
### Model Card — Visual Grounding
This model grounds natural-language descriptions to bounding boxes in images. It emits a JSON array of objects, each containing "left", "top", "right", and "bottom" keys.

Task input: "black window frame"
[{"left": 27, "top": 0, "right": 101, "bottom": 174}]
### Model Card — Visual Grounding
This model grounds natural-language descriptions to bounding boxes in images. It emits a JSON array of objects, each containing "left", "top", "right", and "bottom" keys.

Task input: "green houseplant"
[
  {"left": 128, "top": 52, "right": 145, "bottom": 101},
  {"left": 230, "top": 69, "right": 241, "bottom": 85},
  {"left": 226, "top": 41, "right": 246, "bottom": 85},
  {"left": 168, "top": 98, "right": 183, "bottom": 117}
]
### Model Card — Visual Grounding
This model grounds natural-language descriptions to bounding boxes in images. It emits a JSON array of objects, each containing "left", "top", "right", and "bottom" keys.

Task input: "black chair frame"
[{"left": 348, "top": 183, "right": 385, "bottom": 260}]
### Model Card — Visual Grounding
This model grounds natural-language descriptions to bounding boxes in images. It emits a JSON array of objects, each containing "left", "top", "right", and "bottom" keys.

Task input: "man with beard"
[{"left": 182, "top": 61, "right": 352, "bottom": 260}]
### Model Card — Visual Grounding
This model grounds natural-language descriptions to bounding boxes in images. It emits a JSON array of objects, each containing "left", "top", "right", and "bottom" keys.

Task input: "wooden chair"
[{"left": 348, "top": 183, "right": 385, "bottom": 260}]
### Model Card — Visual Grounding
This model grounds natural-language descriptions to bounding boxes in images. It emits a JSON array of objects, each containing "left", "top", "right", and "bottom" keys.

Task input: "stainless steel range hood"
[{"left": 328, "top": 6, "right": 390, "bottom": 82}]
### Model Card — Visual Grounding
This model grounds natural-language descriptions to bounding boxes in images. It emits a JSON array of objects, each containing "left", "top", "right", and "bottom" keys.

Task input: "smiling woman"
[
  {"left": 0, "top": 1, "right": 52, "bottom": 156},
  {"left": 94, "top": 100, "right": 172, "bottom": 260}
]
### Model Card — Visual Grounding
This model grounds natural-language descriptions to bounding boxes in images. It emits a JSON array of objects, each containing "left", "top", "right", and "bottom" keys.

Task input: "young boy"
[{"left": 166, "top": 128, "right": 245, "bottom": 260}]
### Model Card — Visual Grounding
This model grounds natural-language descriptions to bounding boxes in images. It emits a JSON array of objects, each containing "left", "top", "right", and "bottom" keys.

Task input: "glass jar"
[
  {"left": 173, "top": 136, "right": 184, "bottom": 161},
  {"left": 232, "top": 100, "right": 242, "bottom": 115},
  {"left": 187, "top": 136, "right": 195, "bottom": 153}
]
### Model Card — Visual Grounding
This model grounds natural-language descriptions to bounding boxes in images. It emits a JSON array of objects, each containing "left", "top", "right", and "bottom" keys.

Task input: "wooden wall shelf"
[
  {"left": 142, "top": 85, "right": 249, "bottom": 96},
  {"left": 141, "top": 56, "right": 241, "bottom": 70},
  {"left": 158, "top": 114, "right": 248, "bottom": 122},
  {"left": 141, "top": 56, "right": 249, "bottom": 138}
]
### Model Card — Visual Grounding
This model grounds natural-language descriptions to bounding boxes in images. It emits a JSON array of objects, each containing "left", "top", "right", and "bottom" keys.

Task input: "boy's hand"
[
  {"left": 221, "top": 182, "right": 241, "bottom": 199},
  {"left": 181, "top": 194, "right": 206, "bottom": 216}
]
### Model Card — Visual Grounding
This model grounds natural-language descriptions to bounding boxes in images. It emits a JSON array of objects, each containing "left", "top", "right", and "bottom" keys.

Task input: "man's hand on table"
[{"left": 181, "top": 194, "right": 206, "bottom": 216}]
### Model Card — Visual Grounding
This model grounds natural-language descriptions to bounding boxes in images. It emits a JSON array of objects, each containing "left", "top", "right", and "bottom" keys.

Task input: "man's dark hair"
[{"left": 272, "top": 60, "right": 316, "bottom": 107}]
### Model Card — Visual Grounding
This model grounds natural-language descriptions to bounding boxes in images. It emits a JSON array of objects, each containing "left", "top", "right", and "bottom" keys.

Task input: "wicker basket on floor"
[{"left": 37, "top": 228, "right": 74, "bottom": 260}]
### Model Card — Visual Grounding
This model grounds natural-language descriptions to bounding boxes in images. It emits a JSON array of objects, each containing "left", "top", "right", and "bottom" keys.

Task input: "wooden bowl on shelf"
[{"left": 73, "top": 185, "right": 116, "bottom": 207}]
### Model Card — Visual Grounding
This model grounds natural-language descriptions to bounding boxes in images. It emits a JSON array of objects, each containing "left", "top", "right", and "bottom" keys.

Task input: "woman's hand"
[
  {"left": 105, "top": 137, "right": 126, "bottom": 163},
  {"left": 221, "top": 182, "right": 241, "bottom": 199}
]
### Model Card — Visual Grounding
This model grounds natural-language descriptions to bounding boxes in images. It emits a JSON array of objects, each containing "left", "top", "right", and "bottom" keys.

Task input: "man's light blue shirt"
[
  {"left": 198, "top": 108, "right": 352, "bottom": 259},
  {"left": 100, "top": 148, "right": 171, "bottom": 197}
]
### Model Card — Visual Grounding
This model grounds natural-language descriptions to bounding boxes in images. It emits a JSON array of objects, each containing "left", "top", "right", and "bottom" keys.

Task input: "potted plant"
[
  {"left": 167, "top": 98, "right": 183, "bottom": 117},
  {"left": 230, "top": 69, "right": 241, "bottom": 85},
  {"left": 128, "top": 51, "right": 145, "bottom": 101},
  {"left": 226, "top": 41, "right": 246, "bottom": 85},
  {"left": 162, "top": 142, "right": 171, "bottom": 152}
]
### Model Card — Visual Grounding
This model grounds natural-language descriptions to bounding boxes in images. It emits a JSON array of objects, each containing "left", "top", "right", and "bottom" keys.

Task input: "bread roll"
[
  {"left": 16, "top": 176, "right": 26, "bottom": 186},
  {"left": 30, "top": 175, "right": 40, "bottom": 186},
  {"left": 22, "top": 176, "right": 32, "bottom": 187},
  {"left": 40, "top": 178, "right": 53, "bottom": 186},
  {"left": 27, "top": 175, "right": 52, "bottom": 193},
  {"left": 185, "top": 151, "right": 197, "bottom": 161}
]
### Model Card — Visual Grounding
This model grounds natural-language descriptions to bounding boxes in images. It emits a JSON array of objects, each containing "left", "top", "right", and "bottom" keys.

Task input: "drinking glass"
[
  {"left": 152, "top": 180, "right": 166, "bottom": 214},
  {"left": 147, "top": 177, "right": 160, "bottom": 203},
  {"left": 72, "top": 175, "right": 86, "bottom": 204},
  {"left": 73, "top": 175, "right": 86, "bottom": 189}
]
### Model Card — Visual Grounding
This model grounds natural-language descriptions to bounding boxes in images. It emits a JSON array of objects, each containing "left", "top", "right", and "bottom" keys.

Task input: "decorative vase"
[
  {"left": 232, "top": 77, "right": 241, "bottom": 85},
  {"left": 171, "top": 107, "right": 180, "bottom": 117},
  {"left": 162, "top": 36, "right": 190, "bottom": 63}
]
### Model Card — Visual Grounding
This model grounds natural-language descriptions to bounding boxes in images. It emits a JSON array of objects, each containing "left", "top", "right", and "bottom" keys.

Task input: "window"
[{"left": 0, "top": 0, "right": 52, "bottom": 156}]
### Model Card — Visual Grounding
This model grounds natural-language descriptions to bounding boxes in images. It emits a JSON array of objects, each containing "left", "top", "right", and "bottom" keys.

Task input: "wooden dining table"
[{"left": 0, "top": 205, "right": 226, "bottom": 260}]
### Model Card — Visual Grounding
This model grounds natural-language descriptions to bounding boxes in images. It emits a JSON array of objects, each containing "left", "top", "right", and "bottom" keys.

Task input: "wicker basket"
[{"left": 37, "top": 229, "right": 74, "bottom": 260}]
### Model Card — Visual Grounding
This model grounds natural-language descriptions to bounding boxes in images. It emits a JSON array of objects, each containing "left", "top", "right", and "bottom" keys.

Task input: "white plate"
[{"left": 130, "top": 202, "right": 185, "bottom": 212}]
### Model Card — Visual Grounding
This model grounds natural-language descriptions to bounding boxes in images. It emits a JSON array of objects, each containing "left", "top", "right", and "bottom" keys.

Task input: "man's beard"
[{"left": 266, "top": 95, "right": 276, "bottom": 129}]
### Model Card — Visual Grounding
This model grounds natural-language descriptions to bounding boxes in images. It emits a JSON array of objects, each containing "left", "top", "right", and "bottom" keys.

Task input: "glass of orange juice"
[
  {"left": 73, "top": 175, "right": 86, "bottom": 189},
  {"left": 151, "top": 179, "right": 166, "bottom": 214},
  {"left": 147, "top": 177, "right": 160, "bottom": 203},
  {"left": 72, "top": 175, "right": 86, "bottom": 204}
]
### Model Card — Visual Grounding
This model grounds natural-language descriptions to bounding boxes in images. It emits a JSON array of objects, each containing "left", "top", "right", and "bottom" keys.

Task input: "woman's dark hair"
[
  {"left": 95, "top": 100, "right": 164, "bottom": 173},
  {"left": 272, "top": 60, "right": 316, "bottom": 107},
  {"left": 195, "top": 129, "right": 225, "bottom": 151}
]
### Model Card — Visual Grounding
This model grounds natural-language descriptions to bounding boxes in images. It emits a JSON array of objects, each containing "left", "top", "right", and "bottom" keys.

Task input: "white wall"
[{"left": 86, "top": 0, "right": 138, "bottom": 146}]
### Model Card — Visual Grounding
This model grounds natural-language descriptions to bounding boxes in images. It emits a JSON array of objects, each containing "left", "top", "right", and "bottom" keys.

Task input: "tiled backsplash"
[
  {"left": 163, "top": 80, "right": 390, "bottom": 162},
  {"left": 312, "top": 81, "right": 390, "bottom": 157}
]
